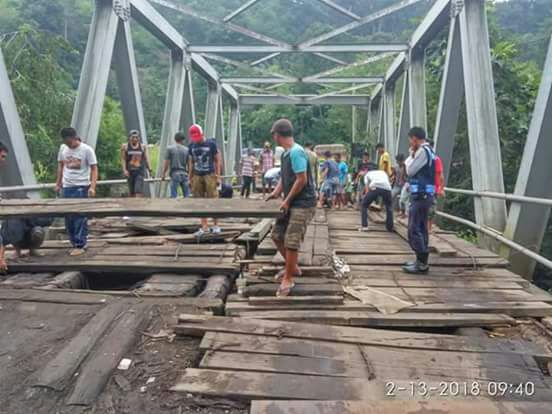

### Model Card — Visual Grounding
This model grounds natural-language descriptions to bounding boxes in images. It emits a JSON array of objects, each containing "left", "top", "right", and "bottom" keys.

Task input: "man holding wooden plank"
[{"left": 266, "top": 119, "right": 317, "bottom": 297}]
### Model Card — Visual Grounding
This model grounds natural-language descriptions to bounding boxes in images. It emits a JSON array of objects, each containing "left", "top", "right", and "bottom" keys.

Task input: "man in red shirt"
[{"left": 428, "top": 140, "right": 445, "bottom": 232}]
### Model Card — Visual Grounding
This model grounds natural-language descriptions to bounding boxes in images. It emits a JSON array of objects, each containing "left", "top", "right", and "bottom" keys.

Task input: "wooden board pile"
[{"left": 171, "top": 314, "right": 552, "bottom": 402}]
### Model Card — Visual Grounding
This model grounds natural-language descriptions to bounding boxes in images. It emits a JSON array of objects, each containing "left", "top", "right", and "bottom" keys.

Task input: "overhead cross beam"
[
  {"left": 303, "top": 53, "right": 394, "bottom": 81},
  {"left": 221, "top": 76, "right": 384, "bottom": 84},
  {"left": 240, "top": 94, "right": 371, "bottom": 106},
  {"left": 188, "top": 44, "right": 409, "bottom": 54}
]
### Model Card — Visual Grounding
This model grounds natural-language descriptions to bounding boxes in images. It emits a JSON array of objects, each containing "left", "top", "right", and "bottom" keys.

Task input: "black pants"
[
  {"left": 361, "top": 188, "right": 393, "bottom": 231},
  {"left": 408, "top": 194, "right": 433, "bottom": 263},
  {"left": 241, "top": 176, "right": 253, "bottom": 197}
]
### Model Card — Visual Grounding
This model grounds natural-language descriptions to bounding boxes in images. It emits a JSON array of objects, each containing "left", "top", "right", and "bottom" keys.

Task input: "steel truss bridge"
[{"left": 0, "top": 0, "right": 551, "bottom": 280}]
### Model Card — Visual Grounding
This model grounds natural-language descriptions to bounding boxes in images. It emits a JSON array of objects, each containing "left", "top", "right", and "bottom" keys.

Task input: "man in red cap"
[{"left": 187, "top": 124, "right": 222, "bottom": 236}]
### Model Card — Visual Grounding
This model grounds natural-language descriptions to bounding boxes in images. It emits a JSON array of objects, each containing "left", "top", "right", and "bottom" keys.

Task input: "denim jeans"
[
  {"left": 408, "top": 194, "right": 433, "bottom": 255},
  {"left": 241, "top": 176, "right": 253, "bottom": 197},
  {"left": 170, "top": 172, "right": 190, "bottom": 198},
  {"left": 361, "top": 188, "right": 393, "bottom": 231},
  {"left": 62, "top": 186, "right": 89, "bottom": 248}
]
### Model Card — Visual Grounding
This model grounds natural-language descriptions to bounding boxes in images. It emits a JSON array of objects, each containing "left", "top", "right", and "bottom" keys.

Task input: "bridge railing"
[{"left": 440, "top": 187, "right": 552, "bottom": 272}]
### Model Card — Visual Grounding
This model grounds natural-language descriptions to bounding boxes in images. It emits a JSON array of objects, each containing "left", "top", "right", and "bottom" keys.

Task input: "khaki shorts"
[
  {"left": 191, "top": 175, "right": 218, "bottom": 198},
  {"left": 272, "top": 207, "right": 316, "bottom": 250}
]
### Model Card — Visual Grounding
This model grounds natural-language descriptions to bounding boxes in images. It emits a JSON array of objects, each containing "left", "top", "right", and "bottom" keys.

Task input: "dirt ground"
[
  {"left": 92, "top": 304, "right": 248, "bottom": 414},
  {"left": 0, "top": 300, "right": 247, "bottom": 414},
  {"left": 0, "top": 300, "right": 100, "bottom": 414}
]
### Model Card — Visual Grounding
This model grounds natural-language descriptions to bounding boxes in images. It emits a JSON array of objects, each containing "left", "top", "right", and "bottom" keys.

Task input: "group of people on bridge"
[{"left": 0, "top": 118, "right": 444, "bottom": 296}]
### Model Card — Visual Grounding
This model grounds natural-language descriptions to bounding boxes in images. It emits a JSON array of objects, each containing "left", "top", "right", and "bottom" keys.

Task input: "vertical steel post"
[
  {"left": 397, "top": 72, "right": 411, "bottom": 156},
  {"left": 383, "top": 82, "right": 396, "bottom": 156},
  {"left": 156, "top": 49, "right": 188, "bottom": 195},
  {"left": 459, "top": 0, "right": 507, "bottom": 235},
  {"left": 227, "top": 103, "right": 241, "bottom": 178},
  {"left": 408, "top": 49, "right": 427, "bottom": 130},
  {"left": 71, "top": 0, "right": 119, "bottom": 147},
  {"left": 434, "top": 15, "right": 464, "bottom": 185},
  {"left": 503, "top": 35, "right": 552, "bottom": 279},
  {"left": 0, "top": 47, "right": 37, "bottom": 191}
]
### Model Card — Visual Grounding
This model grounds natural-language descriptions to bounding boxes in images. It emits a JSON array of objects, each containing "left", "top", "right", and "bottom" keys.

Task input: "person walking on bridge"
[
  {"left": 55, "top": 127, "right": 98, "bottom": 256},
  {"left": 121, "top": 130, "right": 152, "bottom": 197},
  {"left": 162, "top": 132, "right": 190, "bottom": 198},
  {"left": 403, "top": 127, "right": 436, "bottom": 274},
  {"left": 266, "top": 119, "right": 317, "bottom": 297},
  {"left": 188, "top": 124, "right": 222, "bottom": 237}
]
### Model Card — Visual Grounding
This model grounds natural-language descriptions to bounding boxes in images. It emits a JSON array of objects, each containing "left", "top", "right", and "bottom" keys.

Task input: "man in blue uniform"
[{"left": 403, "top": 127, "right": 435, "bottom": 274}]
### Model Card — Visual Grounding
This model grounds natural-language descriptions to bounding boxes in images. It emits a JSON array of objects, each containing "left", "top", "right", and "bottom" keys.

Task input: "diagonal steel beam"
[
  {"left": 307, "top": 83, "right": 375, "bottom": 101},
  {"left": 223, "top": 0, "right": 262, "bottom": 22},
  {"left": 299, "top": 0, "right": 426, "bottom": 48},
  {"left": 150, "top": 0, "right": 289, "bottom": 48},
  {"left": 303, "top": 53, "right": 394, "bottom": 81},
  {"left": 231, "top": 83, "right": 302, "bottom": 102},
  {"left": 250, "top": 52, "right": 280, "bottom": 66},
  {"left": 315, "top": 0, "right": 360, "bottom": 20},
  {"left": 201, "top": 53, "right": 294, "bottom": 80},
  {"left": 130, "top": 0, "right": 186, "bottom": 49}
]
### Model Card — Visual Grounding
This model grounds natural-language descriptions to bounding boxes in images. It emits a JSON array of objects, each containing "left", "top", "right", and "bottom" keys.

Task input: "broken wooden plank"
[
  {"left": 200, "top": 351, "right": 369, "bottom": 378},
  {"left": 245, "top": 283, "right": 343, "bottom": 297},
  {"left": 224, "top": 300, "right": 552, "bottom": 318},
  {"left": 67, "top": 303, "right": 151, "bottom": 405},
  {"left": 341, "top": 255, "right": 508, "bottom": 268},
  {"left": 199, "top": 333, "right": 546, "bottom": 385},
  {"left": 0, "top": 288, "right": 111, "bottom": 305},
  {"left": 171, "top": 368, "right": 384, "bottom": 400},
  {"left": 34, "top": 301, "right": 127, "bottom": 391},
  {"left": 251, "top": 401, "right": 552, "bottom": 414},
  {"left": 5, "top": 259, "right": 238, "bottom": 275},
  {"left": 248, "top": 296, "right": 344, "bottom": 306},
  {"left": 235, "top": 310, "right": 516, "bottom": 328},
  {"left": 0, "top": 198, "right": 282, "bottom": 219},
  {"left": 175, "top": 315, "right": 546, "bottom": 356}
]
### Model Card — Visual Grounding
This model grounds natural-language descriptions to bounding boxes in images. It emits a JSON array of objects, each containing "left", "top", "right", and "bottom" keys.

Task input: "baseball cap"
[{"left": 189, "top": 124, "right": 204, "bottom": 143}]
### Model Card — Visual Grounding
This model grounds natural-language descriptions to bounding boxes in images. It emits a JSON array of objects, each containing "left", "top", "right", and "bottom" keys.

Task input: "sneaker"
[
  {"left": 69, "top": 248, "right": 87, "bottom": 257},
  {"left": 194, "top": 228, "right": 207, "bottom": 238},
  {"left": 210, "top": 226, "right": 222, "bottom": 234},
  {"left": 358, "top": 227, "right": 369, "bottom": 232},
  {"left": 402, "top": 261, "right": 429, "bottom": 274}
]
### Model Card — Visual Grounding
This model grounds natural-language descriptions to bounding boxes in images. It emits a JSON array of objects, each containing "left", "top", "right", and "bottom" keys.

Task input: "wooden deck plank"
[
  {"left": 0, "top": 198, "right": 282, "bottom": 219},
  {"left": 235, "top": 310, "right": 516, "bottom": 328},
  {"left": 251, "top": 401, "right": 552, "bottom": 414},
  {"left": 175, "top": 315, "right": 545, "bottom": 356},
  {"left": 245, "top": 283, "right": 343, "bottom": 297},
  {"left": 171, "top": 368, "right": 384, "bottom": 400}
]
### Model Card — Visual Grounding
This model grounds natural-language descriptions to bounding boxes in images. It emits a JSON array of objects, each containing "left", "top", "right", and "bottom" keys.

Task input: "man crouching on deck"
[{"left": 266, "top": 119, "right": 317, "bottom": 297}]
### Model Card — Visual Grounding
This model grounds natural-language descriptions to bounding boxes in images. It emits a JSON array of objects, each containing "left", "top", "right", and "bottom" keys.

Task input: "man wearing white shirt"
[{"left": 359, "top": 163, "right": 393, "bottom": 232}]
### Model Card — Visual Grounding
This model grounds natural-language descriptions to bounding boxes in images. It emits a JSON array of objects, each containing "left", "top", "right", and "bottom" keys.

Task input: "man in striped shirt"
[
  {"left": 259, "top": 142, "right": 275, "bottom": 196},
  {"left": 240, "top": 149, "right": 257, "bottom": 198}
]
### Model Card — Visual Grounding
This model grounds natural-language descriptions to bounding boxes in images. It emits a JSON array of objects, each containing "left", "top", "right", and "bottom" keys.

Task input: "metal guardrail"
[
  {"left": 445, "top": 187, "right": 552, "bottom": 207},
  {"left": 436, "top": 211, "right": 552, "bottom": 271},
  {"left": 0, "top": 178, "right": 164, "bottom": 193},
  {"left": 441, "top": 187, "right": 552, "bottom": 271}
]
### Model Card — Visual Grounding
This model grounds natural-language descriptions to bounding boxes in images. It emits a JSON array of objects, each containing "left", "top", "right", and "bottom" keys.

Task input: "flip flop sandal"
[
  {"left": 276, "top": 282, "right": 295, "bottom": 297},
  {"left": 274, "top": 268, "right": 303, "bottom": 282}
]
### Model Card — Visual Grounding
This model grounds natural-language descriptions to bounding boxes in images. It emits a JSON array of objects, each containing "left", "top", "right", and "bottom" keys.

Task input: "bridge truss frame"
[{"left": 0, "top": 0, "right": 551, "bottom": 278}]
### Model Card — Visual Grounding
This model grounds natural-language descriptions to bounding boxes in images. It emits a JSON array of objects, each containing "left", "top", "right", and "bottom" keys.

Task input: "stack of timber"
[{"left": 171, "top": 315, "right": 552, "bottom": 402}]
